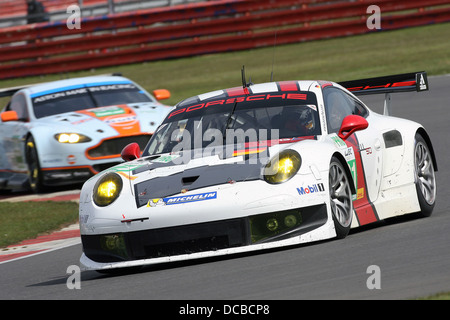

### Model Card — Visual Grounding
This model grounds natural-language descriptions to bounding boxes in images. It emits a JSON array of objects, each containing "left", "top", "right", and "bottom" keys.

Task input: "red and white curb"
[{"left": 0, "top": 190, "right": 81, "bottom": 264}]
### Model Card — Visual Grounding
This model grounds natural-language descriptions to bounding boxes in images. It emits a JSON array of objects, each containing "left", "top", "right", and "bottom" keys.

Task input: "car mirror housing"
[
  {"left": 121, "top": 142, "right": 141, "bottom": 161},
  {"left": 153, "top": 89, "right": 171, "bottom": 101},
  {"left": 1, "top": 110, "right": 19, "bottom": 122},
  {"left": 338, "top": 115, "right": 369, "bottom": 140}
]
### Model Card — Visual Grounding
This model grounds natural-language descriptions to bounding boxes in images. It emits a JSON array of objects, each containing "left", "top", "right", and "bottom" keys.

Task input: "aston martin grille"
[{"left": 87, "top": 135, "right": 151, "bottom": 159}]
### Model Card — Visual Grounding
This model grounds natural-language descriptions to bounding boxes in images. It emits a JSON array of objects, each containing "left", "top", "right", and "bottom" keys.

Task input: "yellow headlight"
[
  {"left": 93, "top": 172, "right": 123, "bottom": 207},
  {"left": 55, "top": 133, "right": 91, "bottom": 143},
  {"left": 264, "top": 150, "right": 301, "bottom": 184}
]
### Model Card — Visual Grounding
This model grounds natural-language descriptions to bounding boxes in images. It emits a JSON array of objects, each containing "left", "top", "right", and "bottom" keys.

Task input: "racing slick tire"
[
  {"left": 329, "top": 156, "right": 353, "bottom": 239},
  {"left": 25, "top": 136, "right": 45, "bottom": 193},
  {"left": 414, "top": 133, "right": 437, "bottom": 217}
]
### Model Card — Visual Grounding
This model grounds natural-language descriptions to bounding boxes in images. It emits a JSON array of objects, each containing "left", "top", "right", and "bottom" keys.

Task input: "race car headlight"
[
  {"left": 93, "top": 172, "right": 123, "bottom": 207},
  {"left": 55, "top": 133, "right": 92, "bottom": 143},
  {"left": 263, "top": 150, "right": 301, "bottom": 184}
]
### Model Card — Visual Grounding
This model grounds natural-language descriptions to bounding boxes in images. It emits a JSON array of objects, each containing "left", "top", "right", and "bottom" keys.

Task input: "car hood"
[
  {"left": 111, "top": 141, "right": 299, "bottom": 208},
  {"left": 34, "top": 103, "right": 168, "bottom": 137}
]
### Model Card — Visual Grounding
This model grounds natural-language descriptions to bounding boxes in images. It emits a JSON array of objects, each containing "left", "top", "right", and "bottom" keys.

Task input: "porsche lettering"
[{"left": 168, "top": 93, "right": 307, "bottom": 118}]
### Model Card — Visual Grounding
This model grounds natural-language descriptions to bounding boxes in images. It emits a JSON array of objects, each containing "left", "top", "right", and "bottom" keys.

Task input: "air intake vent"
[{"left": 182, "top": 176, "right": 199, "bottom": 185}]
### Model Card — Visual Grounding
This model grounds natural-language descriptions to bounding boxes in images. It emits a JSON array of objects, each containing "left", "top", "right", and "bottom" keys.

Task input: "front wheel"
[
  {"left": 414, "top": 133, "right": 436, "bottom": 217},
  {"left": 25, "top": 136, "right": 45, "bottom": 193},
  {"left": 329, "top": 157, "right": 353, "bottom": 238}
]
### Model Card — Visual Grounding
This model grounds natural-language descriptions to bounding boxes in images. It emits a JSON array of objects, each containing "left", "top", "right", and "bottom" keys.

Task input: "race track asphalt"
[{"left": 0, "top": 75, "right": 449, "bottom": 301}]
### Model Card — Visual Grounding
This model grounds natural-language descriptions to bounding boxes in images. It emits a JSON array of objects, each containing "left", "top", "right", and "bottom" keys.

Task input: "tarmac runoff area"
[{"left": 0, "top": 190, "right": 81, "bottom": 264}]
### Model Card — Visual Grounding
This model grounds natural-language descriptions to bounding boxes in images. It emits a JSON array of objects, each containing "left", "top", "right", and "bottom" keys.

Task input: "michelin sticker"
[{"left": 148, "top": 191, "right": 217, "bottom": 207}]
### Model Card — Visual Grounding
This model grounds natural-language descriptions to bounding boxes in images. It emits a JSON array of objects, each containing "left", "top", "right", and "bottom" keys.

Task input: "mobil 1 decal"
[{"left": 344, "top": 134, "right": 379, "bottom": 226}]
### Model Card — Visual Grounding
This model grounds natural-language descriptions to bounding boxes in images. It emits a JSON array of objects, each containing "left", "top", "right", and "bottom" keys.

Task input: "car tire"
[
  {"left": 25, "top": 136, "right": 45, "bottom": 193},
  {"left": 329, "top": 156, "right": 353, "bottom": 238},
  {"left": 414, "top": 133, "right": 436, "bottom": 217}
]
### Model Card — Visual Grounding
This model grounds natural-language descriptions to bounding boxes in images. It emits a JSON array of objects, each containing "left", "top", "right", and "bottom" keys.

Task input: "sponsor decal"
[
  {"left": 359, "top": 143, "right": 373, "bottom": 155},
  {"left": 147, "top": 191, "right": 217, "bottom": 207},
  {"left": 168, "top": 92, "right": 308, "bottom": 119},
  {"left": 31, "top": 82, "right": 136, "bottom": 101},
  {"left": 152, "top": 154, "right": 180, "bottom": 163},
  {"left": 78, "top": 105, "right": 140, "bottom": 135},
  {"left": 87, "top": 106, "right": 126, "bottom": 118},
  {"left": 106, "top": 163, "right": 144, "bottom": 180},
  {"left": 67, "top": 154, "right": 77, "bottom": 165},
  {"left": 331, "top": 134, "right": 346, "bottom": 148},
  {"left": 357, "top": 187, "right": 365, "bottom": 200},
  {"left": 297, "top": 183, "right": 325, "bottom": 195},
  {"left": 418, "top": 73, "right": 427, "bottom": 91}
]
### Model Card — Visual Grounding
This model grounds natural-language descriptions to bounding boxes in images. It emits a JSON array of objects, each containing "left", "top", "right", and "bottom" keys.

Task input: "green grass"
[
  {"left": 1, "top": 22, "right": 450, "bottom": 107},
  {"left": 417, "top": 292, "right": 450, "bottom": 300},
  {"left": 0, "top": 201, "right": 78, "bottom": 248},
  {"left": 420, "top": 292, "right": 450, "bottom": 300}
]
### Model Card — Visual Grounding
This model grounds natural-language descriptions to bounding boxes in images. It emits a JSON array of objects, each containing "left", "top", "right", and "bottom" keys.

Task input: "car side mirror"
[
  {"left": 338, "top": 115, "right": 368, "bottom": 140},
  {"left": 153, "top": 89, "right": 171, "bottom": 101},
  {"left": 1, "top": 110, "right": 19, "bottom": 122},
  {"left": 121, "top": 142, "right": 141, "bottom": 161}
]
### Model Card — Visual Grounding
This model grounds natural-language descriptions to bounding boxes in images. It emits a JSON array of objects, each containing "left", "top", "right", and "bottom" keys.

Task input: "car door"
[{"left": 323, "top": 87, "right": 383, "bottom": 224}]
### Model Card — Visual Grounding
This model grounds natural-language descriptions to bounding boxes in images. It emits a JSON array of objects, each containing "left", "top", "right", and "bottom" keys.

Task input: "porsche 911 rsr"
[
  {"left": 0, "top": 75, "right": 172, "bottom": 192},
  {"left": 78, "top": 71, "right": 437, "bottom": 271}
]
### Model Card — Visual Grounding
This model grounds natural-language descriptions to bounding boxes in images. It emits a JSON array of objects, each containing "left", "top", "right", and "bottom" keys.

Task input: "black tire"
[
  {"left": 414, "top": 133, "right": 436, "bottom": 217},
  {"left": 329, "top": 156, "right": 353, "bottom": 238},
  {"left": 25, "top": 136, "right": 45, "bottom": 193}
]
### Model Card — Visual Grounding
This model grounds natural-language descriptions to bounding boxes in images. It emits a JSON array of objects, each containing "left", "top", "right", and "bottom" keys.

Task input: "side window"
[
  {"left": 9, "top": 94, "right": 28, "bottom": 121},
  {"left": 323, "top": 87, "right": 368, "bottom": 133}
]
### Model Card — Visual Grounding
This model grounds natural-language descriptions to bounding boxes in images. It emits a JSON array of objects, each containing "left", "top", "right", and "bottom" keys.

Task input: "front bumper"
[
  {"left": 41, "top": 162, "right": 122, "bottom": 187},
  {"left": 80, "top": 203, "right": 328, "bottom": 269}
]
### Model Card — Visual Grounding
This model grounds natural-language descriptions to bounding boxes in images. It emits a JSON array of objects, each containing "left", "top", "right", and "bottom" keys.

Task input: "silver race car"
[{"left": 0, "top": 75, "right": 171, "bottom": 192}]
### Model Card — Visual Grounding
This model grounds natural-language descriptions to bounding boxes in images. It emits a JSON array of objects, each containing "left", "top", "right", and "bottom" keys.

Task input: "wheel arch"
[
  {"left": 416, "top": 127, "right": 438, "bottom": 171},
  {"left": 331, "top": 151, "right": 357, "bottom": 195}
]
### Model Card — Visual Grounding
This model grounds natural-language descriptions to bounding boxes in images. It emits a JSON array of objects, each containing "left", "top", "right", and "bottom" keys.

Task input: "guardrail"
[
  {"left": 0, "top": 0, "right": 205, "bottom": 23},
  {"left": 0, "top": 0, "right": 449, "bottom": 80}
]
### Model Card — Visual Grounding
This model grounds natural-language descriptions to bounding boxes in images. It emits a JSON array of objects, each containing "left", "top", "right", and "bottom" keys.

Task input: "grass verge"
[{"left": 0, "top": 201, "right": 78, "bottom": 248}]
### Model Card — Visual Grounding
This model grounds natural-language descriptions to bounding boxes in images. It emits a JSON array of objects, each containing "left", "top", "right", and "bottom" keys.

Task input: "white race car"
[
  {"left": 0, "top": 75, "right": 171, "bottom": 192},
  {"left": 79, "top": 71, "right": 437, "bottom": 271}
]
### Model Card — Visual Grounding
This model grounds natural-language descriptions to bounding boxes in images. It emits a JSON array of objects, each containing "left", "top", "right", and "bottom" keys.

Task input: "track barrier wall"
[{"left": 0, "top": 0, "right": 449, "bottom": 79}]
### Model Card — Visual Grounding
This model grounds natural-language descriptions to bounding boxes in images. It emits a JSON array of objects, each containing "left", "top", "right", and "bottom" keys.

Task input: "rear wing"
[{"left": 339, "top": 71, "right": 429, "bottom": 116}]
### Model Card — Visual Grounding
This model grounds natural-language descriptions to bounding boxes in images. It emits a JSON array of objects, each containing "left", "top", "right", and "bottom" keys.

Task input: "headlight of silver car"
[
  {"left": 93, "top": 172, "right": 123, "bottom": 207},
  {"left": 263, "top": 149, "right": 301, "bottom": 184},
  {"left": 54, "top": 133, "right": 92, "bottom": 143}
]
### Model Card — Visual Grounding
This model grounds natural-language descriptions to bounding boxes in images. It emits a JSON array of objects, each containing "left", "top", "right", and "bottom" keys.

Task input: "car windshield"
[
  {"left": 144, "top": 90, "right": 320, "bottom": 157},
  {"left": 31, "top": 81, "right": 153, "bottom": 118}
]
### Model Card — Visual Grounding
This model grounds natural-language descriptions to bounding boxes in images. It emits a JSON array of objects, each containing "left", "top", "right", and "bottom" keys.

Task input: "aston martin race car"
[
  {"left": 0, "top": 75, "right": 171, "bottom": 192},
  {"left": 79, "top": 71, "right": 437, "bottom": 271}
]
